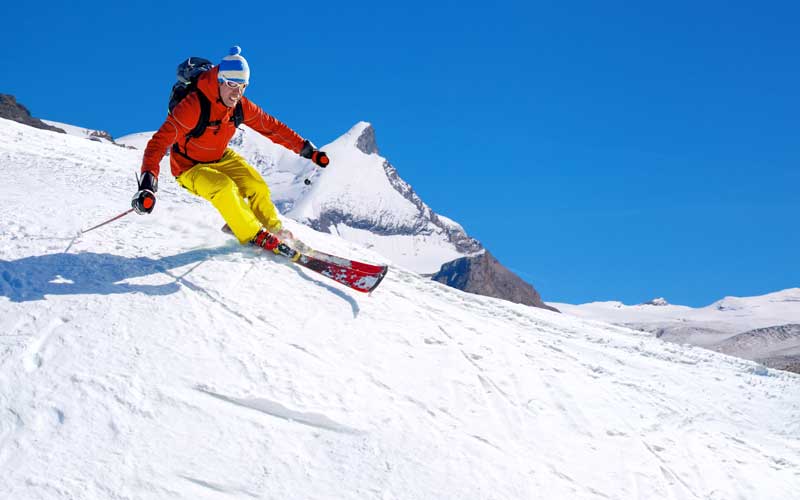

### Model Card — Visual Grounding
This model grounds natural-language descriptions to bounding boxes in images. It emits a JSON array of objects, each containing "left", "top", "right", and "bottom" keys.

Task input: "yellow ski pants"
[{"left": 176, "top": 149, "right": 281, "bottom": 244}]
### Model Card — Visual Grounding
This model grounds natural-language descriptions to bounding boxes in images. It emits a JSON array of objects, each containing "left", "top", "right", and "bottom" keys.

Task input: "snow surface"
[
  {"left": 2, "top": 117, "right": 800, "bottom": 499},
  {"left": 116, "top": 131, "right": 155, "bottom": 151},
  {"left": 42, "top": 119, "right": 116, "bottom": 145}
]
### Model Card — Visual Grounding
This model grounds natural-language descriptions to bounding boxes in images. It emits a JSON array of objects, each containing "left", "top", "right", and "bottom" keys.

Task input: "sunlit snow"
[{"left": 1, "top": 117, "right": 799, "bottom": 499}]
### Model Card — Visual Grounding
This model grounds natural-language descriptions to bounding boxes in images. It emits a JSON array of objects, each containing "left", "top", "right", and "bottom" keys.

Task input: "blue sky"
[{"left": 2, "top": 1, "right": 798, "bottom": 306}]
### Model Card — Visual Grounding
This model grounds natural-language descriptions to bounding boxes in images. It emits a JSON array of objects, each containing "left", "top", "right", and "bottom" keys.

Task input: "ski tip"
[{"left": 365, "top": 265, "right": 389, "bottom": 293}]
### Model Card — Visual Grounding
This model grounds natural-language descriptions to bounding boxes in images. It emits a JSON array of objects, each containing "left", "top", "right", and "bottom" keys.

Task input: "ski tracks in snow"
[
  {"left": 177, "top": 474, "right": 261, "bottom": 498},
  {"left": 194, "top": 385, "right": 364, "bottom": 435},
  {"left": 396, "top": 273, "right": 800, "bottom": 499},
  {"left": 19, "top": 316, "right": 64, "bottom": 373}
]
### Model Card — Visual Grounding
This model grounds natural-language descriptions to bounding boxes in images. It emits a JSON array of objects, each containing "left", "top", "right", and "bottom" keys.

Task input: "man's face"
[{"left": 219, "top": 79, "right": 247, "bottom": 108}]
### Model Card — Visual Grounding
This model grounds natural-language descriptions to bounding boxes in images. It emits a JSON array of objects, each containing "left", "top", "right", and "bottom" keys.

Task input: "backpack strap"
[
  {"left": 173, "top": 91, "right": 211, "bottom": 164},
  {"left": 174, "top": 93, "right": 245, "bottom": 165},
  {"left": 183, "top": 93, "right": 243, "bottom": 139},
  {"left": 233, "top": 101, "right": 244, "bottom": 128},
  {"left": 187, "top": 91, "right": 211, "bottom": 139},
  {"left": 172, "top": 143, "right": 203, "bottom": 164}
]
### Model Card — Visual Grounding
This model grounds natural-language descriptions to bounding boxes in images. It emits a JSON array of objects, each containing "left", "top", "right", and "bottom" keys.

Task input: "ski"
[
  {"left": 221, "top": 224, "right": 388, "bottom": 292},
  {"left": 272, "top": 242, "right": 389, "bottom": 293},
  {"left": 300, "top": 247, "right": 387, "bottom": 275}
]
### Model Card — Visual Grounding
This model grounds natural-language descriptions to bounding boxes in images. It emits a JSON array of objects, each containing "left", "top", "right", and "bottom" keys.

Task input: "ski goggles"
[{"left": 220, "top": 77, "right": 247, "bottom": 90}]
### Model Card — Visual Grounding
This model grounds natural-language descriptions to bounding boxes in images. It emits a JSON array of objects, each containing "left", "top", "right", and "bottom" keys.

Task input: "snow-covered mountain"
[
  {"left": 716, "top": 324, "right": 800, "bottom": 372},
  {"left": 551, "top": 289, "right": 800, "bottom": 372},
  {"left": 3, "top": 116, "right": 800, "bottom": 499},
  {"left": 288, "top": 122, "right": 483, "bottom": 274}
]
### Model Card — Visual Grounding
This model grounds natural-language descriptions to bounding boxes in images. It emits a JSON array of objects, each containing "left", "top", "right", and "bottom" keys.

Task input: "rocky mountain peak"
[{"left": 354, "top": 122, "right": 379, "bottom": 155}]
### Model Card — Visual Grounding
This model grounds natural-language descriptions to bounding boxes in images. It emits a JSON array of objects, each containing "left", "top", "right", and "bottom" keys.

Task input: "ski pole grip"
[{"left": 311, "top": 151, "right": 329, "bottom": 168}]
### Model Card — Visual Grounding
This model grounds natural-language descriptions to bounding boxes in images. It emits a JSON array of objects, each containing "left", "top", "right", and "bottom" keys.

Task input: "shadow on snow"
[{"left": 0, "top": 246, "right": 237, "bottom": 302}]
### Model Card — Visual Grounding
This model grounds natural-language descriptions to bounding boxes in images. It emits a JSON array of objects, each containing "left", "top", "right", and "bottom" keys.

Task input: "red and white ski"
[
  {"left": 223, "top": 224, "right": 389, "bottom": 293},
  {"left": 273, "top": 242, "right": 388, "bottom": 293}
]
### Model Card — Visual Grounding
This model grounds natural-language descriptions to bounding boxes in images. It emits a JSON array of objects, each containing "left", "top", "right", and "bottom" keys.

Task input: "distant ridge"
[{"left": 552, "top": 288, "right": 800, "bottom": 373}]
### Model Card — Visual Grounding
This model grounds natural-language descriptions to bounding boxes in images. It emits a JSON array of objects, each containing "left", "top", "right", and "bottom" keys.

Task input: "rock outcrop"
[
  {"left": 0, "top": 94, "right": 65, "bottom": 133},
  {"left": 432, "top": 251, "right": 558, "bottom": 312}
]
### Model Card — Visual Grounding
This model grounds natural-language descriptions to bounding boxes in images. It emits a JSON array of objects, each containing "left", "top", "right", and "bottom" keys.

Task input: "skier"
[{"left": 132, "top": 46, "right": 329, "bottom": 252}]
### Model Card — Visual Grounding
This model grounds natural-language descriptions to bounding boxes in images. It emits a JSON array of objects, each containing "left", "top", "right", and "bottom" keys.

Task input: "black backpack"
[{"left": 168, "top": 56, "right": 244, "bottom": 142}]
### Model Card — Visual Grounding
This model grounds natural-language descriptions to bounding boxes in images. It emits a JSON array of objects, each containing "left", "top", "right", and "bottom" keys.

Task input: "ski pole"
[
  {"left": 80, "top": 208, "right": 135, "bottom": 234},
  {"left": 304, "top": 167, "right": 320, "bottom": 185},
  {"left": 63, "top": 207, "right": 134, "bottom": 253}
]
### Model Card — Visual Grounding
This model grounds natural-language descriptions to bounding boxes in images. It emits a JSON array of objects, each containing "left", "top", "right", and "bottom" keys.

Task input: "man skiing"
[{"left": 132, "top": 46, "right": 329, "bottom": 252}]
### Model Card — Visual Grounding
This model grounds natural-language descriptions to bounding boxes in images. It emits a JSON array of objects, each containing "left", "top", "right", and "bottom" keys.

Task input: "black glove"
[
  {"left": 299, "top": 140, "right": 330, "bottom": 168},
  {"left": 132, "top": 171, "right": 158, "bottom": 214}
]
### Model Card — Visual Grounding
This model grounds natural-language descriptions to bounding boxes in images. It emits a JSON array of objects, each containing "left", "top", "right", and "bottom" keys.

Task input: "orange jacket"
[{"left": 141, "top": 66, "right": 307, "bottom": 178}]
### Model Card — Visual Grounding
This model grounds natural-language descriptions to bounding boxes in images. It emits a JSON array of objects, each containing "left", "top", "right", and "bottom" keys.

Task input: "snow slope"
[
  {"left": 42, "top": 119, "right": 117, "bottom": 145},
  {"left": 115, "top": 131, "right": 154, "bottom": 151},
  {"left": 2, "top": 117, "right": 800, "bottom": 499}
]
